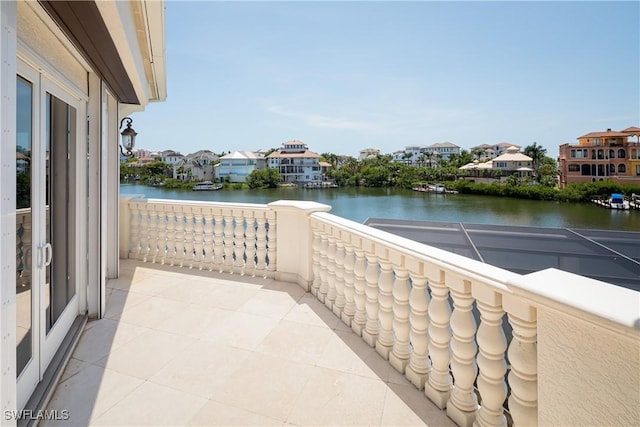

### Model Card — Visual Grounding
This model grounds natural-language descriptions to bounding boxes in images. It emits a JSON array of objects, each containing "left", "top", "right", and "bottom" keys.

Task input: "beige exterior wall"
[{"left": 537, "top": 307, "right": 640, "bottom": 426}]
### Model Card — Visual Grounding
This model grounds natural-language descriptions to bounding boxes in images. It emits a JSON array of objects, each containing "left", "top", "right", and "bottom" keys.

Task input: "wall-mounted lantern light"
[{"left": 119, "top": 117, "right": 137, "bottom": 158}]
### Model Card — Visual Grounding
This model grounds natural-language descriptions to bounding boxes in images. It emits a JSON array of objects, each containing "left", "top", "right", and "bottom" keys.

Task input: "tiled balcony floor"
[{"left": 43, "top": 259, "right": 454, "bottom": 426}]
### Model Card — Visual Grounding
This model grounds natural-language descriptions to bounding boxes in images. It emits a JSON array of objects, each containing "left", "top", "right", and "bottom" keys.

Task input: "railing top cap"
[
  {"left": 268, "top": 200, "right": 332, "bottom": 213},
  {"left": 510, "top": 268, "right": 640, "bottom": 332}
]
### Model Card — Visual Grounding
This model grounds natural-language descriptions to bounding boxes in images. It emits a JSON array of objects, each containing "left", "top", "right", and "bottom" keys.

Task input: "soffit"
[{"left": 38, "top": 0, "right": 139, "bottom": 104}]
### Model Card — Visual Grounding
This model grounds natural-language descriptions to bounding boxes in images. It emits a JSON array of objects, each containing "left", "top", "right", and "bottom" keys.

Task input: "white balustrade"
[
  {"left": 325, "top": 235, "right": 337, "bottom": 310},
  {"left": 390, "top": 260, "right": 411, "bottom": 373},
  {"left": 474, "top": 287, "right": 508, "bottom": 427},
  {"left": 202, "top": 208, "right": 214, "bottom": 271},
  {"left": 351, "top": 241, "right": 367, "bottom": 336},
  {"left": 213, "top": 211, "right": 224, "bottom": 271},
  {"left": 362, "top": 245, "right": 380, "bottom": 347},
  {"left": 376, "top": 252, "right": 395, "bottom": 359},
  {"left": 332, "top": 233, "right": 346, "bottom": 317},
  {"left": 406, "top": 264, "right": 430, "bottom": 389},
  {"left": 318, "top": 231, "right": 329, "bottom": 304},
  {"left": 341, "top": 240, "right": 356, "bottom": 326},
  {"left": 311, "top": 228, "right": 322, "bottom": 298},
  {"left": 119, "top": 197, "right": 640, "bottom": 427},
  {"left": 425, "top": 266, "right": 453, "bottom": 408}
]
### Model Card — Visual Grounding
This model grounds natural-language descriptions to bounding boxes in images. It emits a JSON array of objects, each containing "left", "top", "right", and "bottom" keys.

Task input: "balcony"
[{"left": 43, "top": 197, "right": 639, "bottom": 426}]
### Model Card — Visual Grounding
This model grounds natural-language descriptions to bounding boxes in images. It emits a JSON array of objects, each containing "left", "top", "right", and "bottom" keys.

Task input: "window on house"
[
  {"left": 568, "top": 164, "right": 580, "bottom": 172},
  {"left": 618, "top": 164, "right": 626, "bottom": 173}
]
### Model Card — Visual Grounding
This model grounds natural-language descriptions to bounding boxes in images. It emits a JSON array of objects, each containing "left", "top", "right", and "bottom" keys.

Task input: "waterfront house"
[
  {"left": 159, "top": 149, "right": 185, "bottom": 166},
  {"left": 359, "top": 147, "right": 381, "bottom": 161},
  {"left": 558, "top": 127, "right": 640, "bottom": 187},
  {"left": 217, "top": 150, "right": 266, "bottom": 183},
  {"left": 267, "top": 140, "right": 322, "bottom": 184},
  {"left": 393, "top": 142, "right": 461, "bottom": 167},
  {"left": 459, "top": 146, "right": 533, "bottom": 183},
  {"left": 470, "top": 142, "right": 522, "bottom": 160},
  {"left": 172, "top": 150, "right": 218, "bottom": 182}
]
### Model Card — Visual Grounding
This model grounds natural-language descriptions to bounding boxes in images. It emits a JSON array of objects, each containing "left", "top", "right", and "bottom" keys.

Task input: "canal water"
[{"left": 120, "top": 184, "right": 640, "bottom": 231}]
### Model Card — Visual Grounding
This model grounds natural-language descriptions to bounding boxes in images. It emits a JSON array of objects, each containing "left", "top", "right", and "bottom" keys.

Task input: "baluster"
[
  {"left": 233, "top": 211, "right": 246, "bottom": 274},
  {"left": 202, "top": 208, "right": 214, "bottom": 271},
  {"left": 183, "top": 209, "right": 195, "bottom": 268},
  {"left": 173, "top": 210, "right": 186, "bottom": 266},
  {"left": 424, "top": 268, "right": 453, "bottom": 409},
  {"left": 163, "top": 208, "right": 176, "bottom": 265},
  {"left": 332, "top": 236, "right": 346, "bottom": 317},
  {"left": 317, "top": 231, "right": 329, "bottom": 304},
  {"left": 474, "top": 289, "right": 508, "bottom": 427},
  {"left": 266, "top": 211, "right": 277, "bottom": 278},
  {"left": 137, "top": 205, "right": 150, "bottom": 261},
  {"left": 351, "top": 243, "right": 367, "bottom": 336},
  {"left": 325, "top": 235, "right": 337, "bottom": 310},
  {"left": 213, "top": 210, "right": 224, "bottom": 272},
  {"left": 244, "top": 213, "right": 256, "bottom": 276},
  {"left": 447, "top": 278, "right": 478, "bottom": 427},
  {"left": 504, "top": 296, "right": 538, "bottom": 427},
  {"left": 192, "top": 208, "right": 205, "bottom": 269},
  {"left": 311, "top": 226, "right": 322, "bottom": 297},
  {"left": 255, "top": 215, "right": 267, "bottom": 276},
  {"left": 341, "top": 241, "right": 356, "bottom": 326},
  {"left": 128, "top": 202, "right": 141, "bottom": 259},
  {"left": 406, "top": 266, "right": 430, "bottom": 389},
  {"left": 390, "top": 261, "right": 411, "bottom": 373},
  {"left": 148, "top": 207, "right": 160, "bottom": 263},
  {"left": 222, "top": 211, "right": 235, "bottom": 273},
  {"left": 362, "top": 246, "right": 379, "bottom": 348},
  {"left": 376, "top": 254, "right": 394, "bottom": 360}
]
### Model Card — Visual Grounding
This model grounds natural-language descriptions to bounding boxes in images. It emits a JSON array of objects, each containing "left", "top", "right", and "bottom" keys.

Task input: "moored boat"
[{"left": 192, "top": 181, "right": 223, "bottom": 191}]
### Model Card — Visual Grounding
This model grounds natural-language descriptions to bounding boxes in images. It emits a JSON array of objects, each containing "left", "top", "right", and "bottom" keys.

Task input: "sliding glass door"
[{"left": 16, "top": 61, "right": 82, "bottom": 409}]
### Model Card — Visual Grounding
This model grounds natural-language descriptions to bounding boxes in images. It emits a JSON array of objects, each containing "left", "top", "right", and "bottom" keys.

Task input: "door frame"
[{"left": 16, "top": 57, "right": 87, "bottom": 410}]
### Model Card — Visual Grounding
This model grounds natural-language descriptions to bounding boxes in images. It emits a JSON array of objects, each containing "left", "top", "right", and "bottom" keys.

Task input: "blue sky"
[{"left": 131, "top": 1, "right": 639, "bottom": 159}]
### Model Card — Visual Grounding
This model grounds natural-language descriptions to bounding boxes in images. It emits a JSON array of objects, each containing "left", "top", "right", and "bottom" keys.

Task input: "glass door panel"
[
  {"left": 45, "top": 93, "right": 76, "bottom": 333},
  {"left": 16, "top": 76, "right": 33, "bottom": 378}
]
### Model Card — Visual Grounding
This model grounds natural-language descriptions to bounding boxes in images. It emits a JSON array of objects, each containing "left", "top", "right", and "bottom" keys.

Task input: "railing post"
[
  {"left": 244, "top": 211, "right": 256, "bottom": 276},
  {"left": 341, "top": 238, "right": 356, "bottom": 326},
  {"left": 424, "top": 266, "right": 453, "bottom": 409},
  {"left": 254, "top": 214, "right": 268, "bottom": 276},
  {"left": 118, "top": 196, "right": 137, "bottom": 259},
  {"left": 503, "top": 294, "right": 538, "bottom": 427},
  {"left": 202, "top": 207, "right": 214, "bottom": 271},
  {"left": 332, "top": 232, "right": 346, "bottom": 317},
  {"left": 318, "top": 229, "right": 329, "bottom": 303},
  {"left": 311, "top": 225, "right": 322, "bottom": 298},
  {"left": 222, "top": 209, "right": 234, "bottom": 273},
  {"left": 362, "top": 241, "right": 379, "bottom": 348},
  {"left": 351, "top": 239, "right": 367, "bottom": 336},
  {"left": 267, "top": 201, "right": 331, "bottom": 290},
  {"left": 376, "top": 249, "right": 394, "bottom": 360},
  {"left": 406, "top": 260, "right": 430, "bottom": 390},
  {"left": 447, "top": 276, "right": 479, "bottom": 427},
  {"left": 390, "top": 257, "right": 411, "bottom": 373},
  {"left": 325, "top": 234, "right": 337, "bottom": 309},
  {"left": 213, "top": 210, "right": 224, "bottom": 272},
  {"left": 474, "top": 286, "right": 508, "bottom": 427}
]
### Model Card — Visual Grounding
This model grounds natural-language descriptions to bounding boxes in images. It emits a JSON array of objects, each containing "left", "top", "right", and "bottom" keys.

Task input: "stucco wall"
[{"left": 537, "top": 307, "right": 640, "bottom": 426}]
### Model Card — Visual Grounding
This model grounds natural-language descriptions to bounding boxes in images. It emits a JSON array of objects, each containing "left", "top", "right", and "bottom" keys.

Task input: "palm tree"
[{"left": 524, "top": 142, "right": 547, "bottom": 182}]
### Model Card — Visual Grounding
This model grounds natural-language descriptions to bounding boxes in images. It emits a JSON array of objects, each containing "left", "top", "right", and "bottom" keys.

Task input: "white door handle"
[
  {"left": 38, "top": 243, "right": 53, "bottom": 268},
  {"left": 44, "top": 242, "right": 53, "bottom": 267}
]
